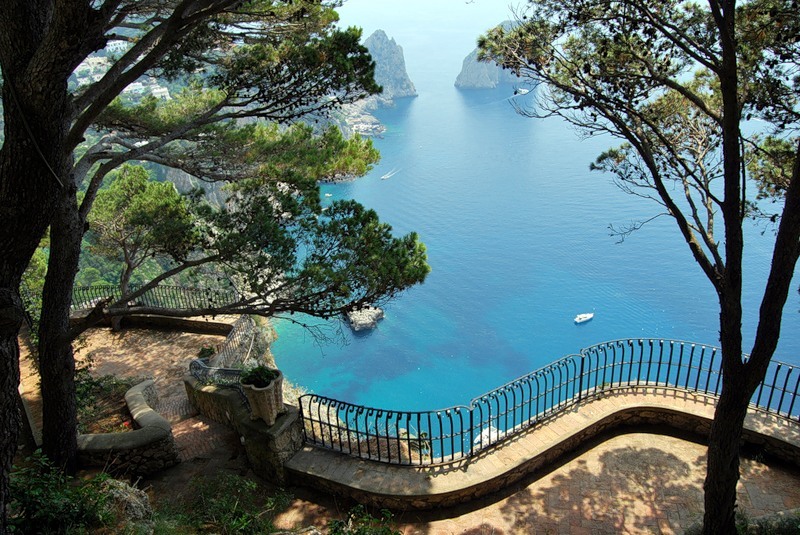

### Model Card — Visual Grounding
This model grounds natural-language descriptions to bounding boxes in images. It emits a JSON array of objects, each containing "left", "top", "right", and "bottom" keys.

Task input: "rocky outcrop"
[
  {"left": 346, "top": 306, "right": 384, "bottom": 331},
  {"left": 455, "top": 48, "right": 520, "bottom": 89},
  {"left": 338, "top": 30, "right": 416, "bottom": 137},
  {"left": 363, "top": 30, "right": 417, "bottom": 100},
  {"left": 455, "top": 21, "right": 521, "bottom": 89}
]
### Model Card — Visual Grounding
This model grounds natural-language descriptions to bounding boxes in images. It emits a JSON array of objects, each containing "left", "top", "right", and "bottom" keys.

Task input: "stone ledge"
[
  {"left": 69, "top": 312, "right": 235, "bottom": 335},
  {"left": 77, "top": 379, "right": 180, "bottom": 475},
  {"left": 285, "top": 388, "right": 800, "bottom": 510}
]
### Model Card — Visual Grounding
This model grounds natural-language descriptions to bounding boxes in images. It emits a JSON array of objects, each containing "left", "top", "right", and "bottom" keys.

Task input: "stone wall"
[
  {"left": 70, "top": 312, "right": 233, "bottom": 335},
  {"left": 183, "top": 375, "right": 304, "bottom": 483},
  {"left": 77, "top": 380, "right": 180, "bottom": 476},
  {"left": 286, "top": 390, "right": 800, "bottom": 510}
]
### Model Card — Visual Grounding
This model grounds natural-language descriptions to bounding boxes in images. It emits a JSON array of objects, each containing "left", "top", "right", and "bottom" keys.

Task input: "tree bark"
[
  {"left": 703, "top": 369, "right": 751, "bottom": 533},
  {"left": 0, "top": 4, "right": 72, "bottom": 525},
  {"left": 38, "top": 185, "right": 82, "bottom": 473},
  {"left": 0, "top": 290, "right": 25, "bottom": 535},
  {"left": 111, "top": 263, "right": 134, "bottom": 331},
  {"left": 701, "top": 2, "right": 749, "bottom": 531}
]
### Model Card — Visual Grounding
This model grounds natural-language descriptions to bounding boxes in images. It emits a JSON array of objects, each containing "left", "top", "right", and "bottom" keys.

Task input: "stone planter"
[{"left": 241, "top": 369, "right": 284, "bottom": 426}]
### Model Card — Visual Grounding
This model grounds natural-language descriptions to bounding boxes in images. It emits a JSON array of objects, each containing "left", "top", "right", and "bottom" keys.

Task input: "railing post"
[{"left": 578, "top": 355, "right": 585, "bottom": 403}]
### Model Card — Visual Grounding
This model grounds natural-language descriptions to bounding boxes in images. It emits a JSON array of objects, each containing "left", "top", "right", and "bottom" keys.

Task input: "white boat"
[
  {"left": 574, "top": 312, "right": 594, "bottom": 324},
  {"left": 324, "top": 193, "right": 332, "bottom": 197},
  {"left": 381, "top": 168, "right": 400, "bottom": 180},
  {"left": 515, "top": 88, "right": 530, "bottom": 95}
]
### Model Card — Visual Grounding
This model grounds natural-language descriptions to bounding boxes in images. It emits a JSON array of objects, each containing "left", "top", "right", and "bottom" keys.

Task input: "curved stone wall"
[
  {"left": 77, "top": 379, "right": 179, "bottom": 476},
  {"left": 286, "top": 388, "right": 800, "bottom": 510}
]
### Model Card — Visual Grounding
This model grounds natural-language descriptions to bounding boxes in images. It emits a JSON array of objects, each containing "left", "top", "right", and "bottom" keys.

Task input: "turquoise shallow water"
[{"left": 273, "top": 85, "right": 800, "bottom": 412}]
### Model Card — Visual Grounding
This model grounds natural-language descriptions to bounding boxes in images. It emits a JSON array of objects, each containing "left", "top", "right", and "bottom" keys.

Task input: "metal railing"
[
  {"left": 299, "top": 338, "right": 800, "bottom": 466},
  {"left": 189, "top": 315, "right": 258, "bottom": 387},
  {"left": 70, "top": 284, "right": 239, "bottom": 312}
]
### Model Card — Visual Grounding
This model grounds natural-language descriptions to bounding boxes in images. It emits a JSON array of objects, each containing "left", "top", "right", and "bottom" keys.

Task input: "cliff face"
[
  {"left": 363, "top": 29, "right": 417, "bottom": 100},
  {"left": 455, "top": 21, "right": 521, "bottom": 89},
  {"left": 454, "top": 48, "right": 520, "bottom": 89},
  {"left": 338, "top": 30, "right": 417, "bottom": 137}
]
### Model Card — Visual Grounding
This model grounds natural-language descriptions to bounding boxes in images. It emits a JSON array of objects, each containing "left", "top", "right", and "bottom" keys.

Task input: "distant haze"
[{"left": 336, "top": 0, "right": 521, "bottom": 87}]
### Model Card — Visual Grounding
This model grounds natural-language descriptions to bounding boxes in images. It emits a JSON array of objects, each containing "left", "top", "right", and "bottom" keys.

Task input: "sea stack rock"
[
  {"left": 363, "top": 30, "right": 417, "bottom": 100},
  {"left": 337, "top": 30, "right": 417, "bottom": 137},
  {"left": 346, "top": 305, "right": 385, "bottom": 331},
  {"left": 455, "top": 21, "right": 521, "bottom": 89}
]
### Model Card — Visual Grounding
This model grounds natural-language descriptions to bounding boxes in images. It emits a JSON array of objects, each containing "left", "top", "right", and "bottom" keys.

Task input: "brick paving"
[
  {"left": 275, "top": 432, "right": 800, "bottom": 534},
  {"left": 171, "top": 416, "right": 240, "bottom": 462},
  {"left": 18, "top": 325, "right": 233, "bottom": 462}
]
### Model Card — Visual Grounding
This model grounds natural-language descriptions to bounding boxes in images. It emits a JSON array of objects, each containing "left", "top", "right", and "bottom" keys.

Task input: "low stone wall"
[
  {"left": 183, "top": 375, "right": 304, "bottom": 483},
  {"left": 77, "top": 380, "right": 179, "bottom": 476},
  {"left": 286, "top": 389, "right": 800, "bottom": 510},
  {"left": 70, "top": 312, "right": 233, "bottom": 335}
]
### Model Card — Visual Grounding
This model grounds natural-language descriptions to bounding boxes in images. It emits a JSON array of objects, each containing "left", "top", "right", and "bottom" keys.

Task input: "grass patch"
[{"left": 328, "top": 505, "right": 402, "bottom": 535}]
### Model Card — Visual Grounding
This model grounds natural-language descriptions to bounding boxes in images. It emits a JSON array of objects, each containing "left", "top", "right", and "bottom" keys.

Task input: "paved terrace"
[{"left": 286, "top": 387, "right": 800, "bottom": 510}]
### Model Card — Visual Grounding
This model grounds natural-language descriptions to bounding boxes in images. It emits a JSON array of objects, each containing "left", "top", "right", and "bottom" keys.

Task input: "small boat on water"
[
  {"left": 381, "top": 168, "right": 400, "bottom": 180},
  {"left": 574, "top": 312, "right": 594, "bottom": 324}
]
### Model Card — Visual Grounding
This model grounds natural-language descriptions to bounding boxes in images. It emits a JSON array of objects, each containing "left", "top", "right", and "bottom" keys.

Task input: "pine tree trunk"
[
  {"left": 0, "top": 19, "right": 70, "bottom": 525},
  {"left": 702, "top": 375, "right": 751, "bottom": 534},
  {"left": 0, "top": 291, "right": 25, "bottom": 535},
  {"left": 38, "top": 187, "right": 83, "bottom": 473},
  {"left": 111, "top": 266, "right": 134, "bottom": 331}
]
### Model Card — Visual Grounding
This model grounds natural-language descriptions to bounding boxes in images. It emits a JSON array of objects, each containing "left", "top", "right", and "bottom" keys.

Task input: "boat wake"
[{"left": 381, "top": 168, "right": 401, "bottom": 180}]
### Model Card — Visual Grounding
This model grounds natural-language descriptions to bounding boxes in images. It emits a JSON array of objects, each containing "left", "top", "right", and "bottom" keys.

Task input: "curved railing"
[
  {"left": 189, "top": 315, "right": 258, "bottom": 386},
  {"left": 299, "top": 338, "right": 800, "bottom": 466}
]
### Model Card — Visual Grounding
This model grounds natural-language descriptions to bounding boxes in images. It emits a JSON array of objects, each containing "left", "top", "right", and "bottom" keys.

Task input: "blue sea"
[{"left": 273, "top": 67, "right": 800, "bottom": 414}]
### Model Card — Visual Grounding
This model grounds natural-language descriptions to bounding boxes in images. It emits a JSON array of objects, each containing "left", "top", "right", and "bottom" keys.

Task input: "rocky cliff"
[
  {"left": 455, "top": 22, "right": 521, "bottom": 89},
  {"left": 364, "top": 30, "right": 417, "bottom": 100},
  {"left": 338, "top": 30, "right": 416, "bottom": 137},
  {"left": 454, "top": 48, "right": 520, "bottom": 89}
]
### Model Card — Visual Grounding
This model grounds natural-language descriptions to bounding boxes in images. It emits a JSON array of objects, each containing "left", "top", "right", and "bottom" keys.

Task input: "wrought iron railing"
[
  {"left": 70, "top": 284, "right": 239, "bottom": 312},
  {"left": 189, "top": 315, "right": 258, "bottom": 387},
  {"left": 299, "top": 339, "right": 800, "bottom": 466}
]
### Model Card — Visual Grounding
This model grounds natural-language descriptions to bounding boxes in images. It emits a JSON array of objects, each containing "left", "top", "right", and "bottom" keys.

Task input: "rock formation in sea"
[
  {"left": 454, "top": 21, "right": 521, "bottom": 89},
  {"left": 364, "top": 29, "right": 417, "bottom": 101},
  {"left": 346, "top": 305, "right": 385, "bottom": 331},
  {"left": 337, "top": 30, "right": 417, "bottom": 137},
  {"left": 455, "top": 48, "right": 521, "bottom": 89}
]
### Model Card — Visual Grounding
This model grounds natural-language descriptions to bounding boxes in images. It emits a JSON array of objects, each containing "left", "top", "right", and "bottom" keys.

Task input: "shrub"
[
  {"left": 328, "top": 505, "right": 402, "bottom": 535},
  {"left": 174, "top": 473, "right": 291, "bottom": 534},
  {"left": 240, "top": 365, "right": 278, "bottom": 388},
  {"left": 197, "top": 345, "right": 216, "bottom": 359},
  {"left": 9, "top": 451, "right": 112, "bottom": 534},
  {"left": 75, "top": 371, "right": 139, "bottom": 433}
]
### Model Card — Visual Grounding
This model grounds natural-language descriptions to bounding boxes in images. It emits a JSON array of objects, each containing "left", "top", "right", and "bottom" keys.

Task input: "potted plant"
[{"left": 240, "top": 365, "right": 285, "bottom": 425}]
